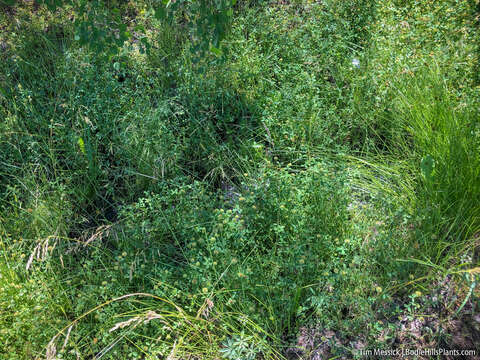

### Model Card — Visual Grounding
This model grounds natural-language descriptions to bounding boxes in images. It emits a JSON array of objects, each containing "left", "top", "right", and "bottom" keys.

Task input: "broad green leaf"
[
  {"left": 77, "top": 137, "right": 86, "bottom": 155},
  {"left": 420, "top": 154, "right": 435, "bottom": 179},
  {"left": 210, "top": 45, "right": 223, "bottom": 57}
]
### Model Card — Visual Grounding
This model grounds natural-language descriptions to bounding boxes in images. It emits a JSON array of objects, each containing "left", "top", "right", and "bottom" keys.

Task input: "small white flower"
[{"left": 352, "top": 58, "right": 360, "bottom": 68}]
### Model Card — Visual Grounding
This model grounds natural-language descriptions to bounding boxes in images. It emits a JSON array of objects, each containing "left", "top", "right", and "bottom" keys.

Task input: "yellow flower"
[
  {"left": 202, "top": 287, "right": 208, "bottom": 294},
  {"left": 375, "top": 286, "right": 383, "bottom": 293}
]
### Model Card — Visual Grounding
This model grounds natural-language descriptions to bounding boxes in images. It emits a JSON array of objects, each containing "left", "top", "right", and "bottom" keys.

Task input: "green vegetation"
[{"left": 1, "top": 0, "right": 479, "bottom": 359}]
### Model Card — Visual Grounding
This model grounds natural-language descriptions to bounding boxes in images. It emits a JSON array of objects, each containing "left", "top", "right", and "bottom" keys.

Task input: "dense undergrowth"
[{"left": 0, "top": 0, "right": 479, "bottom": 359}]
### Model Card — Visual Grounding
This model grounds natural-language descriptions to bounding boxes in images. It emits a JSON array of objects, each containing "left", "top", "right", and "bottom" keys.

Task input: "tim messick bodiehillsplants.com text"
[{"left": 358, "top": 348, "right": 476, "bottom": 357}]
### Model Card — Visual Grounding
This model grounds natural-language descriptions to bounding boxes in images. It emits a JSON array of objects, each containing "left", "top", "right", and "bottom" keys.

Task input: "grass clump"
[{"left": 396, "top": 68, "right": 480, "bottom": 256}]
